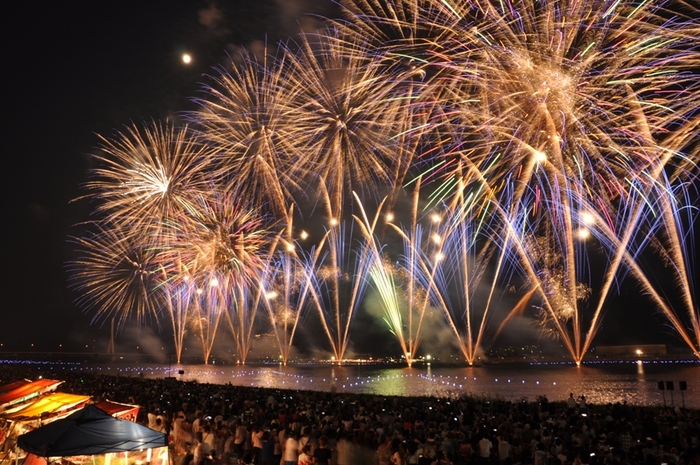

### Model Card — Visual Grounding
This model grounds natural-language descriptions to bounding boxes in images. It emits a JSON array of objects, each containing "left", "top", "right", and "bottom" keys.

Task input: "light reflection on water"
[{"left": 76, "top": 360, "right": 699, "bottom": 409}]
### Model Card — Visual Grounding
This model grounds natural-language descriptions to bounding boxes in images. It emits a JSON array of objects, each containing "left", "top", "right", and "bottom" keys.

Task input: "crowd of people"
[{"left": 1, "top": 365, "right": 699, "bottom": 465}]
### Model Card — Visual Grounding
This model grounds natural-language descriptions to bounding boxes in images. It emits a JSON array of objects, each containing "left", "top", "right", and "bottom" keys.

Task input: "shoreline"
[
  {"left": 2, "top": 362, "right": 698, "bottom": 412},
  {"left": 1, "top": 360, "right": 698, "bottom": 413},
  {"left": 1, "top": 353, "right": 699, "bottom": 367}
]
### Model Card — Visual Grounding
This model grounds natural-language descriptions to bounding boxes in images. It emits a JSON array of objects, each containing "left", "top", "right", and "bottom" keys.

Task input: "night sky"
[{"left": 2, "top": 0, "right": 694, "bottom": 358}]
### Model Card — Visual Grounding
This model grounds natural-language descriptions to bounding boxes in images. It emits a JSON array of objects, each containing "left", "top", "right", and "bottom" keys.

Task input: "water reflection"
[{"left": 51, "top": 360, "right": 699, "bottom": 409}]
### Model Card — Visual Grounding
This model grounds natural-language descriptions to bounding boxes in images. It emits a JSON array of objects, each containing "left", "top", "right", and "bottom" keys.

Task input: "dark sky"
[
  {"left": 1, "top": 0, "right": 695, "bottom": 358},
  {"left": 4, "top": 2, "right": 212, "bottom": 352}
]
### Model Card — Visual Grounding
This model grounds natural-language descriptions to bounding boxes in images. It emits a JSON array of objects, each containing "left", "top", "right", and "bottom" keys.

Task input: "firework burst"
[
  {"left": 68, "top": 223, "right": 161, "bottom": 329},
  {"left": 83, "top": 121, "right": 214, "bottom": 232},
  {"left": 281, "top": 28, "right": 415, "bottom": 215},
  {"left": 163, "top": 193, "right": 268, "bottom": 281},
  {"left": 190, "top": 50, "right": 300, "bottom": 217}
]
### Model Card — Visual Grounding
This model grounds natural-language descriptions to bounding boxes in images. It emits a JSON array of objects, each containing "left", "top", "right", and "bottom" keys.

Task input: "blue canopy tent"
[{"left": 17, "top": 404, "right": 167, "bottom": 457}]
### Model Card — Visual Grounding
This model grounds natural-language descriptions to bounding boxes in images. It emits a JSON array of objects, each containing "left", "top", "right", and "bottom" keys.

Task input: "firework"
[
  {"left": 300, "top": 188, "right": 376, "bottom": 362},
  {"left": 83, "top": 121, "right": 214, "bottom": 234},
  {"left": 162, "top": 192, "right": 271, "bottom": 363},
  {"left": 157, "top": 268, "right": 194, "bottom": 364},
  {"left": 156, "top": 260, "right": 216, "bottom": 364},
  {"left": 280, "top": 28, "right": 415, "bottom": 216},
  {"left": 71, "top": 0, "right": 700, "bottom": 363},
  {"left": 187, "top": 272, "right": 226, "bottom": 364},
  {"left": 363, "top": 182, "right": 444, "bottom": 366},
  {"left": 415, "top": 0, "right": 700, "bottom": 362},
  {"left": 428, "top": 0, "right": 699, "bottom": 195},
  {"left": 589, "top": 177, "right": 700, "bottom": 357},
  {"left": 259, "top": 206, "right": 324, "bottom": 364},
  {"left": 334, "top": 0, "right": 462, "bottom": 72},
  {"left": 162, "top": 193, "right": 267, "bottom": 278},
  {"left": 427, "top": 177, "right": 511, "bottom": 365},
  {"left": 68, "top": 223, "right": 161, "bottom": 329},
  {"left": 189, "top": 50, "right": 299, "bottom": 217}
]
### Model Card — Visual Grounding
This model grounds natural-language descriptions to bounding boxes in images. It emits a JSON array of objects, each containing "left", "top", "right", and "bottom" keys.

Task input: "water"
[{"left": 55, "top": 359, "right": 700, "bottom": 409}]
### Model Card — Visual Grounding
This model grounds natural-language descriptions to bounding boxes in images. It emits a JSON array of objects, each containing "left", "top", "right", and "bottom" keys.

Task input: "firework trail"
[
  {"left": 307, "top": 224, "right": 372, "bottom": 362},
  {"left": 428, "top": 177, "right": 510, "bottom": 365},
  {"left": 223, "top": 280, "right": 262, "bottom": 364},
  {"left": 186, "top": 273, "right": 226, "bottom": 364},
  {"left": 301, "top": 187, "right": 376, "bottom": 362},
  {"left": 485, "top": 179, "right": 605, "bottom": 365},
  {"left": 388, "top": 184, "right": 442, "bottom": 367},
  {"left": 157, "top": 267, "right": 196, "bottom": 364},
  {"left": 259, "top": 206, "right": 324, "bottom": 364},
  {"left": 649, "top": 178, "right": 699, "bottom": 355},
  {"left": 592, "top": 177, "right": 700, "bottom": 357},
  {"left": 260, "top": 253, "right": 308, "bottom": 365},
  {"left": 360, "top": 183, "right": 445, "bottom": 366}
]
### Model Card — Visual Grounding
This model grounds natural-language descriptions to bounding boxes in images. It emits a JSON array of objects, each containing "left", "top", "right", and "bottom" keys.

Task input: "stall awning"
[
  {"left": 18, "top": 404, "right": 168, "bottom": 457},
  {"left": 93, "top": 400, "right": 140, "bottom": 420},
  {"left": 0, "top": 380, "right": 32, "bottom": 395},
  {"left": 2, "top": 393, "right": 91, "bottom": 422},
  {"left": 0, "top": 379, "right": 63, "bottom": 412}
]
